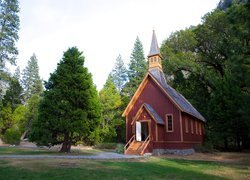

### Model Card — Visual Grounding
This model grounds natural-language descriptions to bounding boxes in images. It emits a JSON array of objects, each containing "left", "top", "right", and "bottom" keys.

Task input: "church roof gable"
[
  {"left": 131, "top": 103, "right": 165, "bottom": 125},
  {"left": 149, "top": 68, "right": 206, "bottom": 122},
  {"left": 144, "top": 103, "right": 165, "bottom": 125}
]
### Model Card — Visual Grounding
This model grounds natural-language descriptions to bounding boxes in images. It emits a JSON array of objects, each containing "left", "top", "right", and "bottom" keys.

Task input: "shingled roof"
[
  {"left": 148, "top": 30, "right": 160, "bottom": 57},
  {"left": 149, "top": 68, "right": 206, "bottom": 122},
  {"left": 144, "top": 103, "right": 165, "bottom": 125}
]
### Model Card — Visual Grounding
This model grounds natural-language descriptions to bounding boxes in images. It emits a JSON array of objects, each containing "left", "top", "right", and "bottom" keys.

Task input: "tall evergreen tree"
[
  {"left": 22, "top": 54, "right": 43, "bottom": 102},
  {"left": 0, "top": 0, "right": 19, "bottom": 69},
  {"left": 111, "top": 54, "right": 127, "bottom": 93},
  {"left": 0, "top": 72, "right": 11, "bottom": 100},
  {"left": 99, "top": 75, "right": 123, "bottom": 142},
  {"left": 1, "top": 67, "right": 22, "bottom": 110},
  {"left": 29, "top": 47, "right": 101, "bottom": 152},
  {"left": 0, "top": 0, "right": 20, "bottom": 107},
  {"left": 161, "top": 3, "right": 250, "bottom": 150},
  {"left": 13, "top": 66, "right": 20, "bottom": 80},
  {"left": 123, "top": 37, "right": 147, "bottom": 98},
  {"left": 2, "top": 77, "right": 23, "bottom": 111}
]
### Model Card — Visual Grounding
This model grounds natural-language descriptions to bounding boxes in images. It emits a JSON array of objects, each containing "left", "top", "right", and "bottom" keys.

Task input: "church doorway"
[{"left": 136, "top": 121, "right": 149, "bottom": 141}]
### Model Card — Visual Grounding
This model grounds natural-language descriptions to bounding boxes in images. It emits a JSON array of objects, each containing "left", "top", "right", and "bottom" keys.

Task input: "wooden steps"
[
  {"left": 124, "top": 135, "right": 151, "bottom": 155},
  {"left": 125, "top": 141, "right": 143, "bottom": 155}
]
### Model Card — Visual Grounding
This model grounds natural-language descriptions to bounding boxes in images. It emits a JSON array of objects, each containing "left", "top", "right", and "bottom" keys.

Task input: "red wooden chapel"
[{"left": 123, "top": 31, "right": 205, "bottom": 155}]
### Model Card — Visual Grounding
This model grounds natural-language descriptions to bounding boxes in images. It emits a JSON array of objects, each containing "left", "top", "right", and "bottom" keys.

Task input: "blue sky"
[{"left": 17, "top": 0, "right": 219, "bottom": 90}]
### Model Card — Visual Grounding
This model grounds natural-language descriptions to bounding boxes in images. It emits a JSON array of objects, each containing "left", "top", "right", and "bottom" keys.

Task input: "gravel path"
[{"left": 0, "top": 152, "right": 141, "bottom": 159}]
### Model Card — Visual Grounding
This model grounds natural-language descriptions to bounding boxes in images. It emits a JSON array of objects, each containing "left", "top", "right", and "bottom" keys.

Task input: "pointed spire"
[
  {"left": 148, "top": 30, "right": 160, "bottom": 57},
  {"left": 148, "top": 30, "right": 162, "bottom": 71}
]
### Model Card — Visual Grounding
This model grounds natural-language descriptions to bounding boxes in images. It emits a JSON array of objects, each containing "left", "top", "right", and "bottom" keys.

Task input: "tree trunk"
[
  {"left": 20, "top": 130, "right": 28, "bottom": 140},
  {"left": 60, "top": 132, "right": 71, "bottom": 153},
  {"left": 236, "top": 134, "right": 241, "bottom": 152}
]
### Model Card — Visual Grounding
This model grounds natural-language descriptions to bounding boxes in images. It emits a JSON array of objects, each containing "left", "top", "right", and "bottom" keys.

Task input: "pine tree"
[
  {"left": 13, "top": 66, "right": 20, "bottom": 80},
  {"left": 29, "top": 47, "right": 101, "bottom": 152},
  {"left": 0, "top": 0, "right": 20, "bottom": 69},
  {"left": 3, "top": 77, "right": 23, "bottom": 111},
  {"left": 22, "top": 54, "right": 43, "bottom": 102},
  {"left": 161, "top": 3, "right": 250, "bottom": 150},
  {"left": 111, "top": 54, "right": 127, "bottom": 93},
  {"left": 0, "top": 0, "right": 20, "bottom": 109},
  {"left": 99, "top": 75, "right": 123, "bottom": 142},
  {"left": 123, "top": 37, "right": 147, "bottom": 98}
]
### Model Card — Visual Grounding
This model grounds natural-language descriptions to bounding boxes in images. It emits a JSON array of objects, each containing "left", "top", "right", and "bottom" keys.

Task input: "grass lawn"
[
  {"left": 0, "top": 157, "right": 249, "bottom": 179},
  {"left": 0, "top": 146, "right": 100, "bottom": 155}
]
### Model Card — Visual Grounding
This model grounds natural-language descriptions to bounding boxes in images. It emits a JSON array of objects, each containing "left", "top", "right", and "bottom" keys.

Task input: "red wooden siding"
[
  {"left": 127, "top": 76, "right": 181, "bottom": 141},
  {"left": 182, "top": 113, "right": 204, "bottom": 142},
  {"left": 126, "top": 75, "right": 205, "bottom": 151}
]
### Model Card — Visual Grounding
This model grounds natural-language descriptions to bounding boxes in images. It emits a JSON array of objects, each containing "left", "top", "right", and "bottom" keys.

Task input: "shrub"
[
  {"left": 94, "top": 143, "right": 125, "bottom": 154},
  {"left": 2, "top": 127, "right": 21, "bottom": 145},
  {"left": 115, "top": 143, "right": 124, "bottom": 154},
  {"left": 194, "top": 142, "right": 214, "bottom": 153},
  {"left": 94, "top": 143, "right": 117, "bottom": 149}
]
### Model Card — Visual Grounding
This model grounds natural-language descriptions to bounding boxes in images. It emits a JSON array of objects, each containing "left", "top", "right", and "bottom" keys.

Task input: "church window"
[
  {"left": 195, "top": 120, "right": 198, "bottom": 134},
  {"left": 199, "top": 123, "right": 202, "bottom": 135},
  {"left": 191, "top": 119, "right": 194, "bottom": 134},
  {"left": 166, "top": 114, "right": 173, "bottom": 132},
  {"left": 185, "top": 117, "right": 189, "bottom": 133}
]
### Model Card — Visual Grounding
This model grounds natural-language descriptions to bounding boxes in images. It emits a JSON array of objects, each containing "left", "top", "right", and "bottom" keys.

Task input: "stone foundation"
[{"left": 152, "top": 148, "right": 195, "bottom": 155}]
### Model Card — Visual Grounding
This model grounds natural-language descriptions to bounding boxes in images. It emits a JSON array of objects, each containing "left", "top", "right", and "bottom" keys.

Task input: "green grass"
[
  {"left": 0, "top": 147, "right": 100, "bottom": 155},
  {"left": 0, "top": 157, "right": 249, "bottom": 179}
]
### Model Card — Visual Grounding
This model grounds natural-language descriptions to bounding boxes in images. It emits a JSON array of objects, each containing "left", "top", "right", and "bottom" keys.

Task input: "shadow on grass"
[
  {"left": 0, "top": 158, "right": 229, "bottom": 180},
  {"left": 166, "top": 158, "right": 250, "bottom": 170},
  {"left": 0, "top": 147, "right": 98, "bottom": 156},
  {"left": 97, "top": 159, "right": 227, "bottom": 180}
]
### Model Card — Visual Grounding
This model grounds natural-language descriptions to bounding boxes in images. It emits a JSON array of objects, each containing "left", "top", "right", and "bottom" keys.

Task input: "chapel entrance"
[{"left": 136, "top": 121, "right": 149, "bottom": 141}]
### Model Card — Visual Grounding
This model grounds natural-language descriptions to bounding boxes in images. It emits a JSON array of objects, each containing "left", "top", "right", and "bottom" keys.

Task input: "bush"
[
  {"left": 115, "top": 143, "right": 124, "bottom": 154},
  {"left": 83, "top": 129, "right": 101, "bottom": 146},
  {"left": 194, "top": 142, "right": 214, "bottom": 153},
  {"left": 94, "top": 143, "right": 125, "bottom": 154},
  {"left": 94, "top": 143, "right": 117, "bottom": 149},
  {"left": 2, "top": 127, "right": 21, "bottom": 145}
]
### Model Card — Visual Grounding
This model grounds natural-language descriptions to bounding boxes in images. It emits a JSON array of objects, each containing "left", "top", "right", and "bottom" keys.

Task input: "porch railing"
[
  {"left": 124, "top": 135, "right": 135, "bottom": 154},
  {"left": 139, "top": 135, "right": 150, "bottom": 155}
]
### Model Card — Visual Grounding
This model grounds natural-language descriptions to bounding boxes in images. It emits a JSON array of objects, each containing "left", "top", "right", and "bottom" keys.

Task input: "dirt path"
[
  {"left": 1, "top": 141, "right": 142, "bottom": 159},
  {"left": 2, "top": 141, "right": 249, "bottom": 164},
  {"left": 0, "top": 152, "right": 142, "bottom": 159}
]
